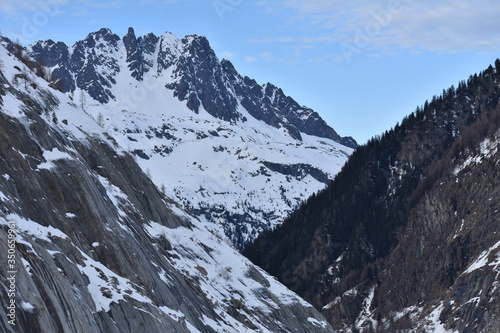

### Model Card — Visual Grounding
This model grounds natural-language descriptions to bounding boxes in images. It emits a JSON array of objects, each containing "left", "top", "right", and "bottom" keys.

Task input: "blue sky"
[{"left": 1, "top": 0, "right": 500, "bottom": 144}]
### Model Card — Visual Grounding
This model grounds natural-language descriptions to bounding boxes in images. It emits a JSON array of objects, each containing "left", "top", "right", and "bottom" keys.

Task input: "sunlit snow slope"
[
  {"left": 21, "top": 27, "right": 354, "bottom": 247},
  {"left": 0, "top": 39, "right": 334, "bottom": 332}
]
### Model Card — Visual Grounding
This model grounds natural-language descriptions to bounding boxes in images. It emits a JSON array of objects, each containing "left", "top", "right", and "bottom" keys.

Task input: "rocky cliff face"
[
  {"left": 3, "top": 28, "right": 355, "bottom": 249},
  {"left": 373, "top": 140, "right": 500, "bottom": 332},
  {"left": 245, "top": 63, "right": 500, "bottom": 331},
  {"left": 25, "top": 27, "right": 356, "bottom": 148},
  {"left": 0, "top": 41, "right": 333, "bottom": 332}
]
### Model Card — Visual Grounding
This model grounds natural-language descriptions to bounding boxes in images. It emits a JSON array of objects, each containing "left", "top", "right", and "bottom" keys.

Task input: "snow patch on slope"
[
  {"left": 145, "top": 219, "right": 329, "bottom": 332},
  {"left": 453, "top": 135, "right": 499, "bottom": 175},
  {"left": 464, "top": 239, "right": 500, "bottom": 274},
  {"left": 37, "top": 148, "right": 75, "bottom": 170}
]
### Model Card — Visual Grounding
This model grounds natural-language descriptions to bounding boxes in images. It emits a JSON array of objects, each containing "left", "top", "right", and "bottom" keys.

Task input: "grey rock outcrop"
[{"left": 0, "top": 42, "right": 334, "bottom": 332}]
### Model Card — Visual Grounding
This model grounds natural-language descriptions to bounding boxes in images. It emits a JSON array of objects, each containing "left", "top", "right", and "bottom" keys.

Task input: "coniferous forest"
[{"left": 244, "top": 61, "right": 500, "bottom": 331}]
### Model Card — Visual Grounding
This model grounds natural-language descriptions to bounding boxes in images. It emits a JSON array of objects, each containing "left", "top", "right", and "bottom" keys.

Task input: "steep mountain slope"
[
  {"left": 245, "top": 62, "right": 500, "bottom": 332},
  {"left": 0, "top": 40, "right": 334, "bottom": 332},
  {"left": 5, "top": 27, "right": 355, "bottom": 248}
]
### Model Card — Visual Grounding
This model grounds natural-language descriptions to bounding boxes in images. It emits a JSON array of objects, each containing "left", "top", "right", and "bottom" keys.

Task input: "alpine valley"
[
  {"left": 3, "top": 25, "right": 499, "bottom": 333},
  {"left": 0, "top": 27, "right": 352, "bottom": 332}
]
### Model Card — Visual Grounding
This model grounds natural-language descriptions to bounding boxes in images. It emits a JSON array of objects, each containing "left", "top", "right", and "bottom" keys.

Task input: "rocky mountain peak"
[
  {"left": 77, "top": 28, "right": 120, "bottom": 52},
  {"left": 138, "top": 32, "right": 159, "bottom": 54},
  {"left": 17, "top": 27, "right": 356, "bottom": 248},
  {"left": 25, "top": 27, "right": 355, "bottom": 145},
  {"left": 91, "top": 27, "right": 120, "bottom": 45},
  {"left": 122, "top": 27, "right": 143, "bottom": 80},
  {"left": 30, "top": 39, "right": 68, "bottom": 67},
  {"left": 167, "top": 33, "right": 240, "bottom": 122},
  {"left": 125, "top": 26, "right": 136, "bottom": 38}
]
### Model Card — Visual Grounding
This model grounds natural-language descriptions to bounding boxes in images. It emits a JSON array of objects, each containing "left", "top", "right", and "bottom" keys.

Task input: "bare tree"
[
  {"left": 97, "top": 112, "right": 105, "bottom": 127},
  {"left": 79, "top": 91, "right": 87, "bottom": 112},
  {"left": 12, "top": 39, "right": 24, "bottom": 61},
  {"left": 0, "top": 30, "right": 4, "bottom": 70}
]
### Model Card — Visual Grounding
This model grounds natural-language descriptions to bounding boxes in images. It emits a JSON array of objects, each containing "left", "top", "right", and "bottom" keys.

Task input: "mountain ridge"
[{"left": 21, "top": 27, "right": 356, "bottom": 147}]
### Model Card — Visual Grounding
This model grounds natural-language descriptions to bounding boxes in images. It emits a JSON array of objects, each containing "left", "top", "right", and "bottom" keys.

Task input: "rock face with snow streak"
[
  {"left": 9, "top": 27, "right": 355, "bottom": 248},
  {"left": 0, "top": 42, "right": 333, "bottom": 332}
]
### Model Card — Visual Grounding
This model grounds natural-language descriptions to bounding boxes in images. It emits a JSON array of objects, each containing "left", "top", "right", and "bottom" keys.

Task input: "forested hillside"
[{"left": 244, "top": 61, "right": 500, "bottom": 332}]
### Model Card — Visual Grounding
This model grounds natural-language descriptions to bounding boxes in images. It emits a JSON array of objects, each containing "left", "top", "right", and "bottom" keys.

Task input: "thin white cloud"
[
  {"left": 292, "top": 44, "right": 315, "bottom": 56},
  {"left": 0, "top": 0, "right": 123, "bottom": 16},
  {"left": 0, "top": 0, "right": 71, "bottom": 43},
  {"left": 77, "top": 0, "right": 124, "bottom": 8},
  {"left": 381, "top": 1, "right": 500, "bottom": 52},
  {"left": 220, "top": 51, "right": 236, "bottom": 59},
  {"left": 243, "top": 51, "right": 297, "bottom": 64},
  {"left": 0, "top": 0, "right": 47, "bottom": 14},
  {"left": 247, "top": 36, "right": 339, "bottom": 44},
  {"left": 245, "top": 56, "right": 258, "bottom": 62},
  {"left": 259, "top": 51, "right": 274, "bottom": 61},
  {"left": 243, "top": 52, "right": 274, "bottom": 63},
  {"left": 257, "top": 0, "right": 500, "bottom": 54},
  {"left": 139, "top": 0, "right": 180, "bottom": 4},
  {"left": 247, "top": 36, "right": 294, "bottom": 43}
]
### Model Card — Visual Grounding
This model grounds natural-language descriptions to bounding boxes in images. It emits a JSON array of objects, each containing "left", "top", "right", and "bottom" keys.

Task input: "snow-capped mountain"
[
  {"left": 13, "top": 27, "right": 355, "bottom": 248},
  {"left": 0, "top": 37, "right": 334, "bottom": 332}
]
